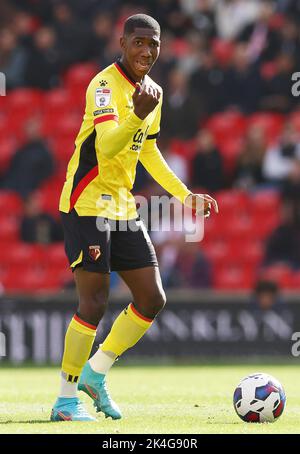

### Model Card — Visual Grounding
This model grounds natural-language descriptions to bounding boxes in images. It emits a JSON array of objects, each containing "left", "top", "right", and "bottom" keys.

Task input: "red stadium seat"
[
  {"left": 169, "top": 139, "right": 194, "bottom": 159},
  {"left": 3, "top": 268, "right": 61, "bottom": 293},
  {"left": 41, "top": 112, "right": 60, "bottom": 137},
  {"left": 37, "top": 187, "right": 61, "bottom": 217},
  {"left": 289, "top": 112, "right": 300, "bottom": 133},
  {"left": 260, "top": 265, "right": 294, "bottom": 288},
  {"left": 0, "top": 217, "right": 19, "bottom": 242},
  {"left": 41, "top": 111, "right": 81, "bottom": 138},
  {"left": 1, "top": 243, "right": 43, "bottom": 267},
  {"left": 171, "top": 38, "right": 189, "bottom": 57},
  {"left": 227, "top": 239, "right": 264, "bottom": 268},
  {"left": 64, "top": 63, "right": 99, "bottom": 90},
  {"left": 215, "top": 190, "right": 250, "bottom": 215},
  {"left": 260, "top": 61, "right": 277, "bottom": 80},
  {"left": 206, "top": 112, "right": 247, "bottom": 138},
  {"left": 213, "top": 264, "right": 256, "bottom": 290},
  {"left": 289, "top": 271, "right": 300, "bottom": 290},
  {"left": 39, "top": 175, "right": 66, "bottom": 198},
  {"left": 202, "top": 215, "right": 223, "bottom": 242},
  {"left": 250, "top": 190, "right": 281, "bottom": 217},
  {"left": 0, "top": 191, "right": 23, "bottom": 218},
  {"left": 218, "top": 136, "right": 244, "bottom": 175},
  {"left": 50, "top": 136, "right": 75, "bottom": 165},
  {"left": 0, "top": 138, "right": 18, "bottom": 173},
  {"left": 202, "top": 239, "right": 229, "bottom": 264},
  {"left": 43, "top": 89, "right": 75, "bottom": 115},
  {"left": 4, "top": 111, "right": 34, "bottom": 142},
  {"left": 46, "top": 243, "right": 69, "bottom": 268},
  {"left": 211, "top": 39, "right": 235, "bottom": 67},
  {"left": 6, "top": 88, "right": 44, "bottom": 115},
  {"left": 247, "top": 113, "right": 284, "bottom": 145},
  {"left": 44, "top": 266, "right": 72, "bottom": 287},
  {"left": 56, "top": 113, "right": 82, "bottom": 138},
  {"left": 251, "top": 212, "right": 280, "bottom": 239},
  {"left": 222, "top": 214, "right": 256, "bottom": 241}
]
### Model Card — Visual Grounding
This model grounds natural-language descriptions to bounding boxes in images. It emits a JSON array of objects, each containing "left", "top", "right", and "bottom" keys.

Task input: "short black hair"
[
  {"left": 254, "top": 280, "right": 278, "bottom": 295},
  {"left": 124, "top": 14, "right": 160, "bottom": 36}
]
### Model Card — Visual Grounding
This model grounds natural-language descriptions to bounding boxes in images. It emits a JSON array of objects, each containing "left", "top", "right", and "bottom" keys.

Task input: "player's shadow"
[
  {"left": 0, "top": 419, "right": 51, "bottom": 424},
  {"left": 206, "top": 419, "right": 240, "bottom": 425}
]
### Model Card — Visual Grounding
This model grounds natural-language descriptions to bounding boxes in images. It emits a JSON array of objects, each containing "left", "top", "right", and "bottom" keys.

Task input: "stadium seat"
[
  {"left": 46, "top": 243, "right": 69, "bottom": 268},
  {"left": 56, "top": 113, "right": 82, "bottom": 138},
  {"left": 289, "top": 111, "right": 300, "bottom": 133},
  {"left": 202, "top": 239, "right": 229, "bottom": 263},
  {"left": 217, "top": 136, "right": 243, "bottom": 173},
  {"left": 205, "top": 112, "right": 247, "bottom": 143},
  {"left": 64, "top": 63, "right": 99, "bottom": 90},
  {"left": 260, "top": 265, "right": 294, "bottom": 289},
  {"left": 40, "top": 174, "right": 66, "bottom": 195},
  {"left": 169, "top": 139, "right": 194, "bottom": 159},
  {"left": 0, "top": 191, "right": 23, "bottom": 218},
  {"left": 203, "top": 215, "right": 223, "bottom": 242},
  {"left": 251, "top": 212, "right": 280, "bottom": 239},
  {"left": 227, "top": 239, "right": 264, "bottom": 268},
  {"left": 3, "top": 268, "right": 61, "bottom": 293},
  {"left": 222, "top": 214, "right": 256, "bottom": 241},
  {"left": 43, "top": 89, "right": 76, "bottom": 115},
  {"left": 0, "top": 138, "right": 18, "bottom": 173},
  {"left": 213, "top": 264, "right": 256, "bottom": 290},
  {"left": 50, "top": 136, "right": 75, "bottom": 165},
  {"left": 37, "top": 188, "right": 61, "bottom": 218},
  {"left": 247, "top": 113, "right": 284, "bottom": 145},
  {"left": 0, "top": 217, "right": 19, "bottom": 241},
  {"left": 6, "top": 88, "right": 44, "bottom": 116},
  {"left": 1, "top": 243, "right": 43, "bottom": 267},
  {"left": 171, "top": 38, "right": 190, "bottom": 57},
  {"left": 41, "top": 111, "right": 81, "bottom": 138},
  {"left": 289, "top": 271, "right": 300, "bottom": 290},
  {"left": 260, "top": 61, "right": 277, "bottom": 80},
  {"left": 211, "top": 39, "right": 234, "bottom": 67},
  {"left": 250, "top": 190, "right": 281, "bottom": 216},
  {"left": 215, "top": 190, "right": 250, "bottom": 214}
]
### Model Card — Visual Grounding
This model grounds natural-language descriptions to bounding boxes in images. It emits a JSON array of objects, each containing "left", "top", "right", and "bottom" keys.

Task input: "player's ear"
[{"left": 120, "top": 36, "right": 126, "bottom": 51}]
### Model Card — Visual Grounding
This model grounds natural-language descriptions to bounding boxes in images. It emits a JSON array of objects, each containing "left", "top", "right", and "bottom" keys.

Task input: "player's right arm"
[
  {"left": 88, "top": 78, "right": 159, "bottom": 159},
  {"left": 87, "top": 76, "right": 142, "bottom": 159}
]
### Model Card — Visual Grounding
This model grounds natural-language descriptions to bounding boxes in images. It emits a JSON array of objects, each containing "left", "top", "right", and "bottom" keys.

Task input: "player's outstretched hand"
[
  {"left": 185, "top": 193, "right": 219, "bottom": 218},
  {"left": 133, "top": 82, "right": 161, "bottom": 120}
]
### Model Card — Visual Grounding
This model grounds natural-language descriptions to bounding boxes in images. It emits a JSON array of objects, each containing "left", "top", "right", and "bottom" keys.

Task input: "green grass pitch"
[{"left": 0, "top": 363, "right": 299, "bottom": 434}]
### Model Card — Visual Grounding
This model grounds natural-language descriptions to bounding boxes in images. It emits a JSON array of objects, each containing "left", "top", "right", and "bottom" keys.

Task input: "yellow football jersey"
[{"left": 59, "top": 60, "right": 191, "bottom": 220}]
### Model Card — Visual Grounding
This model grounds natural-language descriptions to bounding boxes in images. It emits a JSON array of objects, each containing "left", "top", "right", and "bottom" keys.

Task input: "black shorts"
[{"left": 60, "top": 209, "right": 158, "bottom": 273}]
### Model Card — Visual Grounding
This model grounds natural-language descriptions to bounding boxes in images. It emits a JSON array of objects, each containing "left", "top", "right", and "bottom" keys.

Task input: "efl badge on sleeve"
[
  {"left": 89, "top": 245, "right": 101, "bottom": 261},
  {"left": 95, "top": 88, "right": 111, "bottom": 107}
]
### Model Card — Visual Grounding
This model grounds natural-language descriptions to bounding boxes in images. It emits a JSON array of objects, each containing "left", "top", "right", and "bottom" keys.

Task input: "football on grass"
[{"left": 233, "top": 372, "right": 286, "bottom": 423}]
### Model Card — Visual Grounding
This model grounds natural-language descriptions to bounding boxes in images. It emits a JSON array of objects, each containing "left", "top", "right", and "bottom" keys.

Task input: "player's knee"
[
  {"left": 79, "top": 292, "right": 108, "bottom": 325},
  {"left": 144, "top": 288, "right": 167, "bottom": 319}
]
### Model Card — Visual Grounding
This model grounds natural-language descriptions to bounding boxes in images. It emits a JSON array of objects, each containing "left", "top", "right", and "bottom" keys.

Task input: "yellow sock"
[
  {"left": 101, "top": 303, "right": 153, "bottom": 357},
  {"left": 61, "top": 314, "right": 97, "bottom": 382}
]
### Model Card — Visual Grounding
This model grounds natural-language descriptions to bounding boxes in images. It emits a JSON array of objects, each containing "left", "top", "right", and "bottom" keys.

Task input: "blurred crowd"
[
  {"left": 1, "top": 0, "right": 300, "bottom": 293},
  {"left": 1, "top": 0, "right": 299, "bottom": 113}
]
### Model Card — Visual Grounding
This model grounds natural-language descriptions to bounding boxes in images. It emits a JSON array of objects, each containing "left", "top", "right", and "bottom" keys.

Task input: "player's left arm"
[{"left": 139, "top": 97, "right": 218, "bottom": 218}]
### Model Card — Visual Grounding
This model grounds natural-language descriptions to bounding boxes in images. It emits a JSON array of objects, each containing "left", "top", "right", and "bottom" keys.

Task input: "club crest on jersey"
[
  {"left": 95, "top": 88, "right": 111, "bottom": 107},
  {"left": 89, "top": 245, "right": 101, "bottom": 261}
]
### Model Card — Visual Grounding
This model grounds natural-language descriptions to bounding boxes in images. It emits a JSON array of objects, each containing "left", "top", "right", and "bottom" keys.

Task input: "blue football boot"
[
  {"left": 50, "top": 397, "right": 96, "bottom": 421},
  {"left": 78, "top": 362, "right": 122, "bottom": 419}
]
